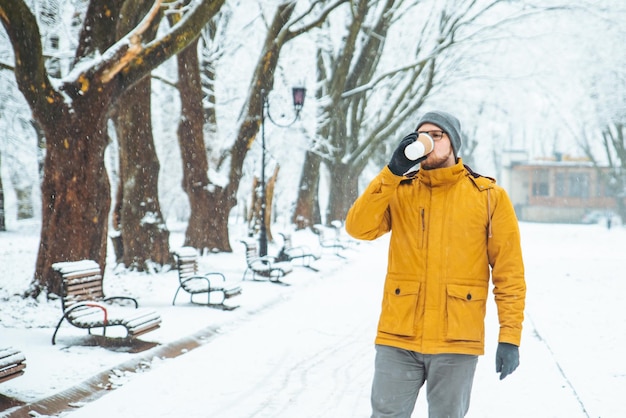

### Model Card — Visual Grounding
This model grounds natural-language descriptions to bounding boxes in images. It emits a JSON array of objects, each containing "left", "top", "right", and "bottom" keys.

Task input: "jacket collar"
[{"left": 417, "top": 158, "right": 465, "bottom": 187}]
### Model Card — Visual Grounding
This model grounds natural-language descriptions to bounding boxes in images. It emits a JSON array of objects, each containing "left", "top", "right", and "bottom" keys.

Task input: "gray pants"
[{"left": 371, "top": 344, "right": 478, "bottom": 418}]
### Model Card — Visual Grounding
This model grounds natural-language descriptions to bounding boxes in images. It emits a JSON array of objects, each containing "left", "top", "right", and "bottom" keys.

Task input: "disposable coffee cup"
[{"left": 404, "top": 133, "right": 435, "bottom": 160}]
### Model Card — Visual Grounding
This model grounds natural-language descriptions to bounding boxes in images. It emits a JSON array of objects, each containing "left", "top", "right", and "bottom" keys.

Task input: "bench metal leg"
[{"left": 172, "top": 286, "right": 183, "bottom": 306}]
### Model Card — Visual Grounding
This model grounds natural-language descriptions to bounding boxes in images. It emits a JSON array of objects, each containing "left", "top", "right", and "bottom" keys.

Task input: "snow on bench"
[
  {"left": 51, "top": 260, "right": 162, "bottom": 345},
  {"left": 240, "top": 239, "right": 293, "bottom": 285},
  {"left": 276, "top": 232, "right": 319, "bottom": 271},
  {"left": 0, "top": 347, "right": 26, "bottom": 384},
  {"left": 173, "top": 247, "right": 242, "bottom": 310}
]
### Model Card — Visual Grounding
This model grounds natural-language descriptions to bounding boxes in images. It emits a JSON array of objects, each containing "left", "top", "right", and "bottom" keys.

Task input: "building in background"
[{"left": 501, "top": 150, "right": 622, "bottom": 224}]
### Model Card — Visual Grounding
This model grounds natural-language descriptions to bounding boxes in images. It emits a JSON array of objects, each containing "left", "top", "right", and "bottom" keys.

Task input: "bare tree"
[
  {"left": 294, "top": 0, "right": 539, "bottom": 223},
  {"left": 0, "top": 0, "right": 225, "bottom": 296},
  {"left": 580, "top": 121, "right": 626, "bottom": 222},
  {"left": 295, "top": 0, "right": 435, "bottom": 223},
  {"left": 111, "top": 1, "right": 171, "bottom": 271},
  {"left": 168, "top": 5, "right": 231, "bottom": 252},
  {"left": 575, "top": 4, "right": 626, "bottom": 221},
  {"left": 176, "top": 33, "right": 219, "bottom": 250},
  {"left": 186, "top": 0, "right": 347, "bottom": 252}
]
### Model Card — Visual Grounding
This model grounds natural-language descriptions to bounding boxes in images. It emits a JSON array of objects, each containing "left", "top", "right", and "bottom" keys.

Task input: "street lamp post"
[{"left": 259, "top": 86, "right": 306, "bottom": 256}]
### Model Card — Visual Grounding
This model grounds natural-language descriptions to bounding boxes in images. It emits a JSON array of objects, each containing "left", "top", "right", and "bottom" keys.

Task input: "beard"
[{"left": 421, "top": 148, "right": 455, "bottom": 170}]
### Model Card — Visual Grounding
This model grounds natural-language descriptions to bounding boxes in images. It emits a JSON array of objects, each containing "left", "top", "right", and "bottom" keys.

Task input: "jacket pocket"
[
  {"left": 445, "top": 284, "right": 488, "bottom": 342},
  {"left": 378, "top": 278, "right": 421, "bottom": 337}
]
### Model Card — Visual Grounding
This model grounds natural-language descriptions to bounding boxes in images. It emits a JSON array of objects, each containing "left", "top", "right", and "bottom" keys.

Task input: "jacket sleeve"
[
  {"left": 345, "top": 166, "right": 402, "bottom": 240},
  {"left": 487, "top": 186, "right": 527, "bottom": 346}
]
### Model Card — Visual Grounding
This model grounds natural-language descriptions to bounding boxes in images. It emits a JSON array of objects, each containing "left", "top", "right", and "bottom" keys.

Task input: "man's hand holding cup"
[{"left": 388, "top": 132, "right": 435, "bottom": 176}]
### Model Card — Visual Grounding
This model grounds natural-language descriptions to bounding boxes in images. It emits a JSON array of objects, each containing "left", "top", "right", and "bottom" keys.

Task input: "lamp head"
[{"left": 292, "top": 87, "right": 306, "bottom": 112}]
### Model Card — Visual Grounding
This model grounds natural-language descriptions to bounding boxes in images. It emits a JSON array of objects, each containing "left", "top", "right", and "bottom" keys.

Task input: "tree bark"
[
  {"left": 248, "top": 165, "right": 280, "bottom": 242},
  {"left": 326, "top": 162, "right": 359, "bottom": 225},
  {"left": 113, "top": 76, "right": 171, "bottom": 270},
  {"left": 36, "top": 114, "right": 112, "bottom": 296},
  {"left": 291, "top": 150, "right": 322, "bottom": 229},
  {"left": 176, "top": 37, "right": 230, "bottom": 252},
  {"left": 291, "top": 42, "right": 328, "bottom": 229}
]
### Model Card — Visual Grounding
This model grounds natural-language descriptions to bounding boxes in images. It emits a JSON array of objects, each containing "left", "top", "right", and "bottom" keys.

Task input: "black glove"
[
  {"left": 495, "top": 342, "right": 519, "bottom": 380},
  {"left": 388, "top": 132, "right": 426, "bottom": 176}
]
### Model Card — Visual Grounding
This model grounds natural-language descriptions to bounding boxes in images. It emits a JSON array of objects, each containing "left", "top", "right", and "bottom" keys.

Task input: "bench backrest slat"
[
  {"left": 174, "top": 248, "right": 200, "bottom": 281},
  {"left": 52, "top": 260, "right": 104, "bottom": 310},
  {"left": 242, "top": 240, "right": 259, "bottom": 261}
]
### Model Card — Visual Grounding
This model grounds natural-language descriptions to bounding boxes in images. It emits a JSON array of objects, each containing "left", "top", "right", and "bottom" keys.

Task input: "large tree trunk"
[
  {"left": 111, "top": 1, "right": 170, "bottom": 270},
  {"left": 113, "top": 76, "right": 171, "bottom": 270},
  {"left": 291, "top": 45, "right": 325, "bottom": 231},
  {"left": 326, "top": 162, "right": 359, "bottom": 224},
  {"left": 291, "top": 150, "right": 322, "bottom": 229},
  {"left": 205, "top": 3, "right": 298, "bottom": 252},
  {"left": 248, "top": 165, "right": 280, "bottom": 242},
  {"left": 176, "top": 37, "right": 232, "bottom": 252},
  {"left": 35, "top": 114, "right": 112, "bottom": 296}
]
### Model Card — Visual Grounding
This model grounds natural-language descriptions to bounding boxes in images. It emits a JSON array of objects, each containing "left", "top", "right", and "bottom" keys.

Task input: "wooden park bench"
[
  {"left": 173, "top": 247, "right": 242, "bottom": 311},
  {"left": 51, "top": 260, "right": 162, "bottom": 345},
  {"left": 240, "top": 239, "right": 293, "bottom": 285},
  {"left": 0, "top": 347, "right": 26, "bottom": 384},
  {"left": 276, "top": 232, "right": 319, "bottom": 271},
  {"left": 312, "top": 221, "right": 356, "bottom": 258}
]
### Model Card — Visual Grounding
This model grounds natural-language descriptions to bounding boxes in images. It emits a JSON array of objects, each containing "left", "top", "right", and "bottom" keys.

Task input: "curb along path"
[{"left": 2, "top": 282, "right": 308, "bottom": 418}]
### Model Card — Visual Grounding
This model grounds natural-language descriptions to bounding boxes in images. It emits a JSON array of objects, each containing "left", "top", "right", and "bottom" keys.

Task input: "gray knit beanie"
[{"left": 415, "top": 110, "right": 463, "bottom": 157}]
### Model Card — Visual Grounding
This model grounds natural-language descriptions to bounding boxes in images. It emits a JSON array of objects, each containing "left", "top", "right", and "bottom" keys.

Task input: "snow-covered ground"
[{"left": 1, "top": 220, "right": 625, "bottom": 417}]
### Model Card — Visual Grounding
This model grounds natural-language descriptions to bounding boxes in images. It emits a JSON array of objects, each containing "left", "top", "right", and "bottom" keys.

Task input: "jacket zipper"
[{"left": 420, "top": 207, "right": 426, "bottom": 248}]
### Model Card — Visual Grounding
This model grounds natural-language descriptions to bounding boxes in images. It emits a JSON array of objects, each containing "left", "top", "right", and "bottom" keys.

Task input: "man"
[{"left": 345, "top": 110, "right": 526, "bottom": 418}]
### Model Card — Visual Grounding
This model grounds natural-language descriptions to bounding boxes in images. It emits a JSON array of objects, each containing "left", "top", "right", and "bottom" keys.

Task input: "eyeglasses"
[{"left": 417, "top": 130, "right": 446, "bottom": 141}]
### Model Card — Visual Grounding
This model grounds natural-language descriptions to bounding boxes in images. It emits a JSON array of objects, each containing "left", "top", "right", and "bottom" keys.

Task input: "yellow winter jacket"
[{"left": 345, "top": 160, "right": 525, "bottom": 355}]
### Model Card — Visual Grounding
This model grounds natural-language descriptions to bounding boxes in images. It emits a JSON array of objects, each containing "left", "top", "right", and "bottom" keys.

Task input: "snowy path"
[
  {"left": 62, "top": 231, "right": 598, "bottom": 418},
  {"left": 65, "top": 240, "right": 382, "bottom": 418}
]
